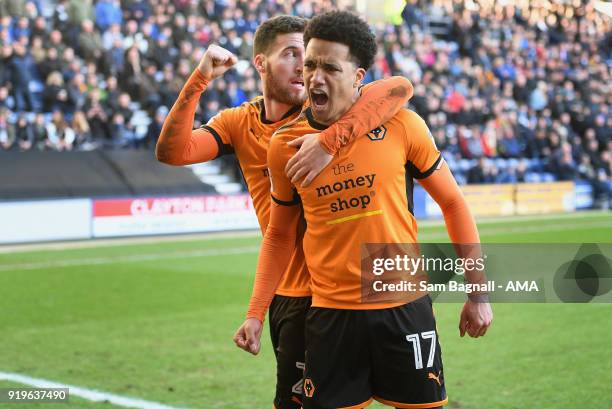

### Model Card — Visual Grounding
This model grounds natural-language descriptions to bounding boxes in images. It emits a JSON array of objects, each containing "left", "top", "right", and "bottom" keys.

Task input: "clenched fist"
[
  {"left": 197, "top": 44, "right": 238, "bottom": 81},
  {"left": 233, "top": 318, "right": 263, "bottom": 355}
]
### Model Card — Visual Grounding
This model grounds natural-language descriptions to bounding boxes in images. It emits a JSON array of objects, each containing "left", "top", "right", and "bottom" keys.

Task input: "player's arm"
[
  {"left": 319, "top": 76, "right": 414, "bottom": 153},
  {"left": 404, "top": 110, "right": 493, "bottom": 338},
  {"left": 420, "top": 163, "right": 493, "bottom": 339},
  {"left": 286, "top": 76, "right": 414, "bottom": 186},
  {"left": 155, "top": 45, "right": 237, "bottom": 165},
  {"left": 233, "top": 135, "right": 301, "bottom": 355},
  {"left": 233, "top": 203, "right": 301, "bottom": 355}
]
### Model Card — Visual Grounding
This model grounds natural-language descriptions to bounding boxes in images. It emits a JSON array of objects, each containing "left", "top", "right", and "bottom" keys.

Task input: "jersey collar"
[
  {"left": 259, "top": 100, "right": 302, "bottom": 125},
  {"left": 305, "top": 107, "right": 329, "bottom": 131}
]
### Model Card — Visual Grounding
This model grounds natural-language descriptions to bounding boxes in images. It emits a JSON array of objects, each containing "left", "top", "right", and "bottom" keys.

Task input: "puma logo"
[{"left": 428, "top": 371, "right": 442, "bottom": 386}]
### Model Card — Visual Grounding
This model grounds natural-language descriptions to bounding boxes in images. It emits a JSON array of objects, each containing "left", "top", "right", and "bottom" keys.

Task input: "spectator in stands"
[
  {"left": 46, "top": 29, "right": 65, "bottom": 55},
  {"left": 9, "top": 43, "right": 36, "bottom": 112},
  {"left": 552, "top": 143, "right": 577, "bottom": 181},
  {"left": 578, "top": 154, "right": 597, "bottom": 182},
  {"left": 515, "top": 159, "right": 528, "bottom": 183},
  {"left": 95, "top": 0, "right": 122, "bottom": 32},
  {"left": 52, "top": 0, "right": 70, "bottom": 32},
  {"left": 201, "top": 99, "right": 220, "bottom": 124},
  {"left": 158, "top": 64, "right": 183, "bottom": 108},
  {"left": 11, "top": 16, "right": 30, "bottom": 41},
  {"left": 77, "top": 19, "right": 103, "bottom": 62},
  {"left": 529, "top": 82, "right": 549, "bottom": 113},
  {"left": 120, "top": 44, "right": 143, "bottom": 98},
  {"left": 30, "top": 35, "right": 46, "bottom": 63},
  {"left": 15, "top": 114, "right": 34, "bottom": 150},
  {"left": 46, "top": 109, "right": 75, "bottom": 150},
  {"left": 71, "top": 110, "right": 95, "bottom": 150},
  {"left": 227, "top": 80, "right": 247, "bottom": 107},
  {"left": 60, "top": 47, "right": 78, "bottom": 80},
  {"left": 468, "top": 158, "right": 494, "bottom": 184},
  {"left": 498, "top": 132, "right": 523, "bottom": 159},
  {"left": 458, "top": 125, "right": 485, "bottom": 159},
  {"left": 148, "top": 32, "right": 175, "bottom": 70},
  {"left": 102, "top": 22, "right": 122, "bottom": 50},
  {"left": 125, "top": 0, "right": 152, "bottom": 24},
  {"left": 0, "top": 0, "right": 20, "bottom": 17},
  {"left": 42, "top": 71, "right": 72, "bottom": 113},
  {"left": 0, "top": 108, "right": 15, "bottom": 150},
  {"left": 593, "top": 168, "right": 612, "bottom": 209},
  {"left": 0, "top": 0, "right": 608, "bottom": 198},
  {"left": 105, "top": 37, "right": 125, "bottom": 76},
  {"left": 67, "top": 73, "right": 87, "bottom": 113},
  {"left": 110, "top": 111, "right": 135, "bottom": 147},
  {"left": 37, "top": 47, "right": 61, "bottom": 82},
  {"left": 113, "top": 92, "right": 133, "bottom": 123},
  {"left": 585, "top": 138, "right": 604, "bottom": 170},
  {"left": 31, "top": 112, "right": 48, "bottom": 149},
  {"left": 593, "top": 114, "right": 610, "bottom": 146},
  {"left": 0, "top": 85, "right": 14, "bottom": 110},
  {"left": 84, "top": 88, "right": 110, "bottom": 140},
  {"left": 143, "top": 105, "right": 167, "bottom": 149},
  {"left": 67, "top": 0, "right": 94, "bottom": 28},
  {"left": 30, "top": 15, "right": 47, "bottom": 39}
]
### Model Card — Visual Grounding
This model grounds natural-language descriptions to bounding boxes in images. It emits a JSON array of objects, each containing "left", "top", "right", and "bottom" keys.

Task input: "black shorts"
[
  {"left": 269, "top": 294, "right": 312, "bottom": 409},
  {"left": 302, "top": 295, "right": 447, "bottom": 409}
]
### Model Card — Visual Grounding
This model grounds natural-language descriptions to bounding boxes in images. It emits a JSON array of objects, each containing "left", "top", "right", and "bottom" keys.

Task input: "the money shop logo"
[{"left": 315, "top": 163, "right": 376, "bottom": 213}]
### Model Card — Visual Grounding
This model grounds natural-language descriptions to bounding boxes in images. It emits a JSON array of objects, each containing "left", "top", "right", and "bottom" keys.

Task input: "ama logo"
[{"left": 367, "top": 125, "right": 387, "bottom": 141}]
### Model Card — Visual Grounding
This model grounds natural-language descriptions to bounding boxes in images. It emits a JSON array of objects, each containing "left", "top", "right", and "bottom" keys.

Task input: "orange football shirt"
[
  {"left": 157, "top": 69, "right": 415, "bottom": 299},
  {"left": 268, "top": 108, "right": 442, "bottom": 308},
  {"left": 204, "top": 97, "right": 310, "bottom": 297}
]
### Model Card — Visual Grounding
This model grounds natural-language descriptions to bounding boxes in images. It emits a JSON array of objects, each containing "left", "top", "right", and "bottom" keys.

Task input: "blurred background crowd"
[{"left": 0, "top": 0, "right": 610, "bottom": 199}]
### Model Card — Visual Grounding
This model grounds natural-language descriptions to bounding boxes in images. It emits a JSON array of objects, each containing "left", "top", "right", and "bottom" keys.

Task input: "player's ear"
[
  {"left": 353, "top": 67, "right": 366, "bottom": 88},
  {"left": 254, "top": 54, "right": 266, "bottom": 75}
]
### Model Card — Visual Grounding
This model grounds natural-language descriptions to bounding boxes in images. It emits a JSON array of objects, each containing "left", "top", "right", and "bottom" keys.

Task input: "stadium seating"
[{"left": 0, "top": 0, "right": 609, "bottom": 203}]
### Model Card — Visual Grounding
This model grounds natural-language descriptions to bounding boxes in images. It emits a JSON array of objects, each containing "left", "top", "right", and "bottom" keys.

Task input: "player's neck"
[{"left": 262, "top": 97, "right": 296, "bottom": 123}]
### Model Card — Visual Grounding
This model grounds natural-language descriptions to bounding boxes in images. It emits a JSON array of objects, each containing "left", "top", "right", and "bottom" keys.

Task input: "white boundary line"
[
  {"left": 0, "top": 246, "right": 260, "bottom": 272},
  {"left": 419, "top": 220, "right": 612, "bottom": 240},
  {"left": 417, "top": 210, "right": 610, "bottom": 227},
  {"left": 2, "top": 220, "right": 610, "bottom": 272},
  {"left": 0, "top": 211, "right": 610, "bottom": 258},
  {"left": 0, "top": 230, "right": 261, "bottom": 254},
  {"left": 0, "top": 371, "right": 188, "bottom": 409},
  {"left": 1, "top": 211, "right": 608, "bottom": 254}
]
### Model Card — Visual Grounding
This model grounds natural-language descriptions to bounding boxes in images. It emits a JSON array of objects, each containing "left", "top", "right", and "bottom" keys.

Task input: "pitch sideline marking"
[
  {"left": 1, "top": 211, "right": 608, "bottom": 254},
  {"left": 0, "top": 371, "right": 189, "bottom": 409},
  {"left": 0, "top": 246, "right": 260, "bottom": 272},
  {"left": 2, "top": 220, "right": 612, "bottom": 272},
  {"left": 419, "top": 220, "right": 612, "bottom": 240},
  {"left": 1, "top": 217, "right": 611, "bottom": 272}
]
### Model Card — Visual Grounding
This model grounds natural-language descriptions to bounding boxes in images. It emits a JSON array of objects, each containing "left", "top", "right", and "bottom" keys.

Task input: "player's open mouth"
[{"left": 310, "top": 89, "right": 328, "bottom": 109}]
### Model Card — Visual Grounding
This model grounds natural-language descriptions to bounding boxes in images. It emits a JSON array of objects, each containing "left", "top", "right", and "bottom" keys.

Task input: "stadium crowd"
[{"left": 0, "top": 0, "right": 610, "bottom": 199}]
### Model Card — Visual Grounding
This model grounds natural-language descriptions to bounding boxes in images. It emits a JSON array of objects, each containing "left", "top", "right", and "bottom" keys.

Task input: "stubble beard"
[{"left": 264, "top": 63, "right": 306, "bottom": 107}]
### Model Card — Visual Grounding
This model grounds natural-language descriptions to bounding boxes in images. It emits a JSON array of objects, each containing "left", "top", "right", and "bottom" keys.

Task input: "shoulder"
[
  {"left": 242, "top": 96, "right": 265, "bottom": 116},
  {"left": 213, "top": 96, "right": 263, "bottom": 119},
  {"left": 387, "top": 109, "right": 429, "bottom": 134},
  {"left": 271, "top": 111, "right": 312, "bottom": 144},
  {"left": 391, "top": 108, "right": 425, "bottom": 125},
  {"left": 205, "top": 99, "right": 257, "bottom": 127},
  {"left": 267, "top": 112, "right": 311, "bottom": 160}
]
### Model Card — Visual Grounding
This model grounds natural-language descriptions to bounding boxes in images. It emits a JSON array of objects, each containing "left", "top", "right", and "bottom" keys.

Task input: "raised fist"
[{"left": 197, "top": 44, "right": 238, "bottom": 81}]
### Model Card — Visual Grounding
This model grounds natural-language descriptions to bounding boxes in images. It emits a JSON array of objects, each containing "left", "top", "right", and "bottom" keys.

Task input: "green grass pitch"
[{"left": 0, "top": 211, "right": 610, "bottom": 409}]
